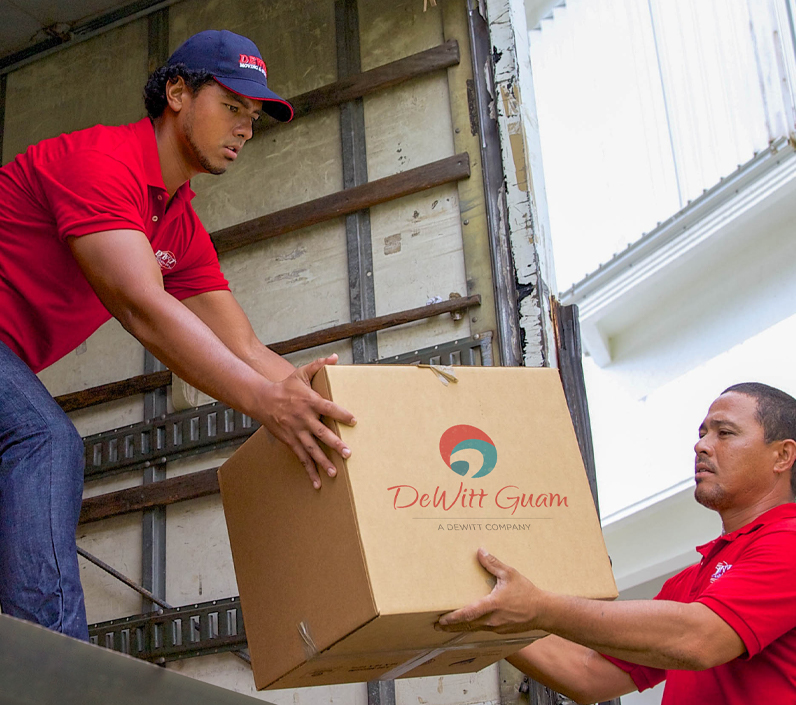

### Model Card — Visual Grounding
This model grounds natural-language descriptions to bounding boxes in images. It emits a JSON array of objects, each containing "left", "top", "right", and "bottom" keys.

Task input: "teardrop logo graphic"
[{"left": 439, "top": 425, "right": 497, "bottom": 478}]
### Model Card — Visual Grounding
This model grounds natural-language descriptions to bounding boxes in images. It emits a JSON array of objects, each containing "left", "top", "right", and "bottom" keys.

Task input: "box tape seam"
[
  {"left": 376, "top": 633, "right": 536, "bottom": 681},
  {"left": 416, "top": 364, "right": 458, "bottom": 385},
  {"left": 297, "top": 621, "right": 319, "bottom": 660},
  {"left": 378, "top": 634, "right": 467, "bottom": 680}
]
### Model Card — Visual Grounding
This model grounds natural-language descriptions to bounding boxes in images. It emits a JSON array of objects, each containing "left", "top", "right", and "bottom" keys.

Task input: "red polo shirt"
[
  {"left": 0, "top": 118, "right": 229, "bottom": 373},
  {"left": 605, "top": 503, "right": 796, "bottom": 703}
]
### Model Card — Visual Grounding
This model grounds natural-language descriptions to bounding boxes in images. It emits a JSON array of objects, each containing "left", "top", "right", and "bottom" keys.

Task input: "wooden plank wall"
[{"left": 2, "top": 1, "right": 500, "bottom": 702}]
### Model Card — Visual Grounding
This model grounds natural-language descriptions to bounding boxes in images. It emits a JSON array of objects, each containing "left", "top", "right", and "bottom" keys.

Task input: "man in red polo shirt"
[
  {"left": 0, "top": 30, "right": 354, "bottom": 640},
  {"left": 437, "top": 382, "right": 796, "bottom": 703}
]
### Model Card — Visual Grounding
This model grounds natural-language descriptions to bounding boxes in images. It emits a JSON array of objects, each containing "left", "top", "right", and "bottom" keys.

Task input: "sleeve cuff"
[
  {"left": 696, "top": 596, "right": 760, "bottom": 658},
  {"left": 60, "top": 218, "right": 146, "bottom": 240},
  {"left": 600, "top": 654, "right": 663, "bottom": 692}
]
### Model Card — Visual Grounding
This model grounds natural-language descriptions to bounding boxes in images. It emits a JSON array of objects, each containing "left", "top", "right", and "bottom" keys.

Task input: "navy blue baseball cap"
[{"left": 168, "top": 30, "right": 294, "bottom": 122}]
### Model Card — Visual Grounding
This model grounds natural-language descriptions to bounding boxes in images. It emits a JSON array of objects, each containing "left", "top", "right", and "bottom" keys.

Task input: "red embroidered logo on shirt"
[
  {"left": 239, "top": 54, "right": 267, "bottom": 77},
  {"left": 156, "top": 250, "right": 177, "bottom": 270},
  {"left": 710, "top": 561, "right": 732, "bottom": 583}
]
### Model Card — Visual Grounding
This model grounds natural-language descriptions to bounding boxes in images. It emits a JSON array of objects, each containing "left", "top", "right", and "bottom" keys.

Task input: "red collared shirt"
[
  {"left": 0, "top": 118, "right": 229, "bottom": 373},
  {"left": 605, "top": 503, "right": 796, "bottom": 704}
]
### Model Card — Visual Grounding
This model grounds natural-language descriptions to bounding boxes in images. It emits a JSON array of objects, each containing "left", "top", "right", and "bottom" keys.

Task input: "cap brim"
[{"left": 214, "top": 77, "right": 294, "bottom": 122}]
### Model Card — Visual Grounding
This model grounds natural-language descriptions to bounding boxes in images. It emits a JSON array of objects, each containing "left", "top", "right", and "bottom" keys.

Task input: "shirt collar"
[
  {"left": 696, "top": 502, "right": 796, "bottom": 557},
  {"left": 132, "top": 118, "right": 197, "bottom": 203}
]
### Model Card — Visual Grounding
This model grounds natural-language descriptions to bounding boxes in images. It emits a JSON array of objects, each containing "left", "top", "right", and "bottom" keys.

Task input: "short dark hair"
[
  {"left": 143, "top": 63, "right": 215, "bottom": 119},
  {"left": 722, "top": 382, "right": 796, "bottom": 495}
]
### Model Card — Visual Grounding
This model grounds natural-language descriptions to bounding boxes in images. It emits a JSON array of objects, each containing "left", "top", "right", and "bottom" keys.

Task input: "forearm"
[
  {"left": 237, "top": 339, "right": 295, "bottom": 382},
  {"left": 537, "top": 593, "right": 732, "bottom": 671},
  {"left": 180, "top": 290, "right": 295, "bottom": 382},
  {"left": 508, "top": 636, "right": 635, "bottom": 705},
  {"left": 118, "top": 288, "right": 273, "bottom": 419}
]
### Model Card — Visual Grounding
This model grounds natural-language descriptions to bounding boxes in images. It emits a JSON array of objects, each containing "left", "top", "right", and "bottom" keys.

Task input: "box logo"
[{"left": 439, "top": 425, "right": 497, "bottom": 478}]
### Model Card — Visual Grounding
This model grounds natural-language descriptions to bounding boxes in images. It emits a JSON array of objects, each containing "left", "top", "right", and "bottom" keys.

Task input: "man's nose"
[
  {"left": 235, "top": 120, "right": 253, "bottom": 141},
  {"left": 694, "top": 435, "right": 711, "bottom": 455}
]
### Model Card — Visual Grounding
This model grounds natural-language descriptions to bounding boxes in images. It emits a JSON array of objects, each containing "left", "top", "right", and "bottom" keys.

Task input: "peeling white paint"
[
  {"left": 519, "top": 288, "right": 545, "bottom": 367},
  {"left": 484, "top": 0, "right": 557, "bottom": 367}
]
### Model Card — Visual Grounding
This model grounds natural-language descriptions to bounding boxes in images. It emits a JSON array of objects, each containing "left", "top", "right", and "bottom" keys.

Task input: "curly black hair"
[{"left": 143, "top": 63, "right": 215, "bottom": 119}]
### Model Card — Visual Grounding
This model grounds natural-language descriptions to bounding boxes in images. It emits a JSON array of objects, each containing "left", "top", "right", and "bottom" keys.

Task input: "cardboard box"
[{"left": 218, "top": 366, "right": 616, "bottom": 690}]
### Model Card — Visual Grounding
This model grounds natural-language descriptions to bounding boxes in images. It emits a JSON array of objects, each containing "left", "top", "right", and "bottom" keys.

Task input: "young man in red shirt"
[
  {"left": 0, "top": 30, "right": 354, "bottom": 640},
  {"left": 437, "top": 382, "right": 796, "bottom": 704}
]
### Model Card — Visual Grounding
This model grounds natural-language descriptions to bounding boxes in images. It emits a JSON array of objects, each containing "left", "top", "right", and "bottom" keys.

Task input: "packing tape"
[
  {"left": 378, "top": 634, "right": 467, "bottom": 681},
  {"left": 416, "top": 364, "right": 458, "bottom": 386},
  {"left": 297, "top": 621, "right": 319, "bottom": 660},
  {"left": 377, "top": 634, "right": 538, "bottom": 681}
]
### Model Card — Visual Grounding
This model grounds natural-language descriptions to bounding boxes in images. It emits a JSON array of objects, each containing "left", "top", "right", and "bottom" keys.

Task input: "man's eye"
[{"left": 226, "top": 104, "right": 238, "bottom": 113}]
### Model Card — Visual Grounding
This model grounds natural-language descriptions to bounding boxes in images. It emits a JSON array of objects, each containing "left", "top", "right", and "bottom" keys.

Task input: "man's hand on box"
[
  {"left": 436, "top": 548, "right": 543, "bottom": 634},
  {"left": 262, "top": 354, "right": 356, "bottom": 490}
]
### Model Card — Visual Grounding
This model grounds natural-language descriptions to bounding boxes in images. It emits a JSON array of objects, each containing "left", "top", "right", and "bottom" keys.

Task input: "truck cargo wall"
[{"left": 0, "top": 0, "right": 502, "bottom": 704}]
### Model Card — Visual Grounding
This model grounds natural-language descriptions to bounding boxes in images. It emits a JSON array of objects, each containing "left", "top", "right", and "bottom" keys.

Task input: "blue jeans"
[{"left": 0, "top": 340, "right": 88, "bottom": 639}]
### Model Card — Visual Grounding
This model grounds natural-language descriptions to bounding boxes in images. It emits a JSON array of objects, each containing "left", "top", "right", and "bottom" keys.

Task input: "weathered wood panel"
[
  {"left": 77, "top": 514, "right": 144, "bottom": 625},
  {"left": 2, "top": 20, "right": 148, "bottom": 162},
  {"left": 255, "top": 40, "right": 460, "bottom": 130},
  {"left": 80, "top": 468, "right": 220, "bottom": 524},
  {"left": 58, "top": 295, "right": 480, "bottom": 411},
  {"left": 441, "top": 0, "right": 500, "bottom": 347},
  {"left": 212, "top": 152, "right": 470, "bottom": 253},
  {"left": 57, "top": 371, "right": 172, "bottom": 413}
]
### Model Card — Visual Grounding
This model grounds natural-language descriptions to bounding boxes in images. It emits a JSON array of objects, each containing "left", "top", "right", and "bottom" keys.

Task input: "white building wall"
[
  {"left": 528, "top": 0, "right": 795, "bottom": 291},
  {"left": 526, "top": 2, "right": 796, "bottom": 702}
]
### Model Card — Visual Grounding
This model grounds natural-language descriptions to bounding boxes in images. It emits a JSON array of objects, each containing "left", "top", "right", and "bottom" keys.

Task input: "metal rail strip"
[
  {"left": 89, "top": 597, "right": 246, "bottom": 663},
  {"left": 379, "top": 332, "right": 493, "bottom": 367},
  {"left": 82, "top": 334, "right": 492, "bottom": 483},
  {"left": 83, "top": 403, "right": 257, "bottom": 480}
]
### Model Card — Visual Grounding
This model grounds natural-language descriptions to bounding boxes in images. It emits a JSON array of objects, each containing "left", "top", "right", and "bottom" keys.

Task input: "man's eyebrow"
[
  {"left": 706, "top": 418, "right": 743, "bottom": 431},
  {"left": 222, "top": 90, "right": 261, "bottom": 115}
]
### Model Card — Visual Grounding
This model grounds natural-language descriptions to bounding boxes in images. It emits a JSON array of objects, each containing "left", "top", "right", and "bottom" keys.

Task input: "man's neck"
[
  {"left": 720, "top": 495, "right": 793, "bottom": 534},
  {"left": 152, "top": 117, "right": 198, "bottom": 198}
]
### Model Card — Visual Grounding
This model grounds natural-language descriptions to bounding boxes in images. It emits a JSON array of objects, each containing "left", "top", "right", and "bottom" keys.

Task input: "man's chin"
[
  {"left": 202, "top": 162, "right": 228, "bottom": 176},
  {"left": 694, "top": 484, "right": 727, "bottom": 511}
]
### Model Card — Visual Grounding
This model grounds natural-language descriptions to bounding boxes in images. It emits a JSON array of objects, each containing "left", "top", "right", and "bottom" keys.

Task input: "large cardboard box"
[{"left": 218, "top": 366, "right": 616, "bottom": 690}]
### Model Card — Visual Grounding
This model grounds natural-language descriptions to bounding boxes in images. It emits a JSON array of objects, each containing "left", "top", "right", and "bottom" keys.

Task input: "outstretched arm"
[
  {"left": 181, "top": 289, "right": 295, "bottom": 382},
  {"left": 437, "top": 549, "right": 745, "bottom": 669},
  {"left": 507, "top": 636, "right": 637, "bottom": 705},
  {"left": 69, "top": 229, "right": 355, "bottom": 489}
]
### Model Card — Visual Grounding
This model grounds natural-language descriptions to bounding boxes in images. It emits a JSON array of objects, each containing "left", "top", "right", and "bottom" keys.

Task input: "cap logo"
[{"left": 239, "top": 54, "right": 267, "bottom": 78}]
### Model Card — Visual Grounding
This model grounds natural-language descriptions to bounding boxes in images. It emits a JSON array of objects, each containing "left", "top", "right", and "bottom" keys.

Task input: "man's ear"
[
  {"left": 773, "top": 438, "right": 796, "bottom": 475},
  {"left": 165, "top": 76, "right": 188, "bottom": 113}
]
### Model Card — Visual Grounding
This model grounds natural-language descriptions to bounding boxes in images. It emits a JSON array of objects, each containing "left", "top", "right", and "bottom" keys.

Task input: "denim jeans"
[{"left": 0, "top": 340, "right": 88, "bottom": 639}]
